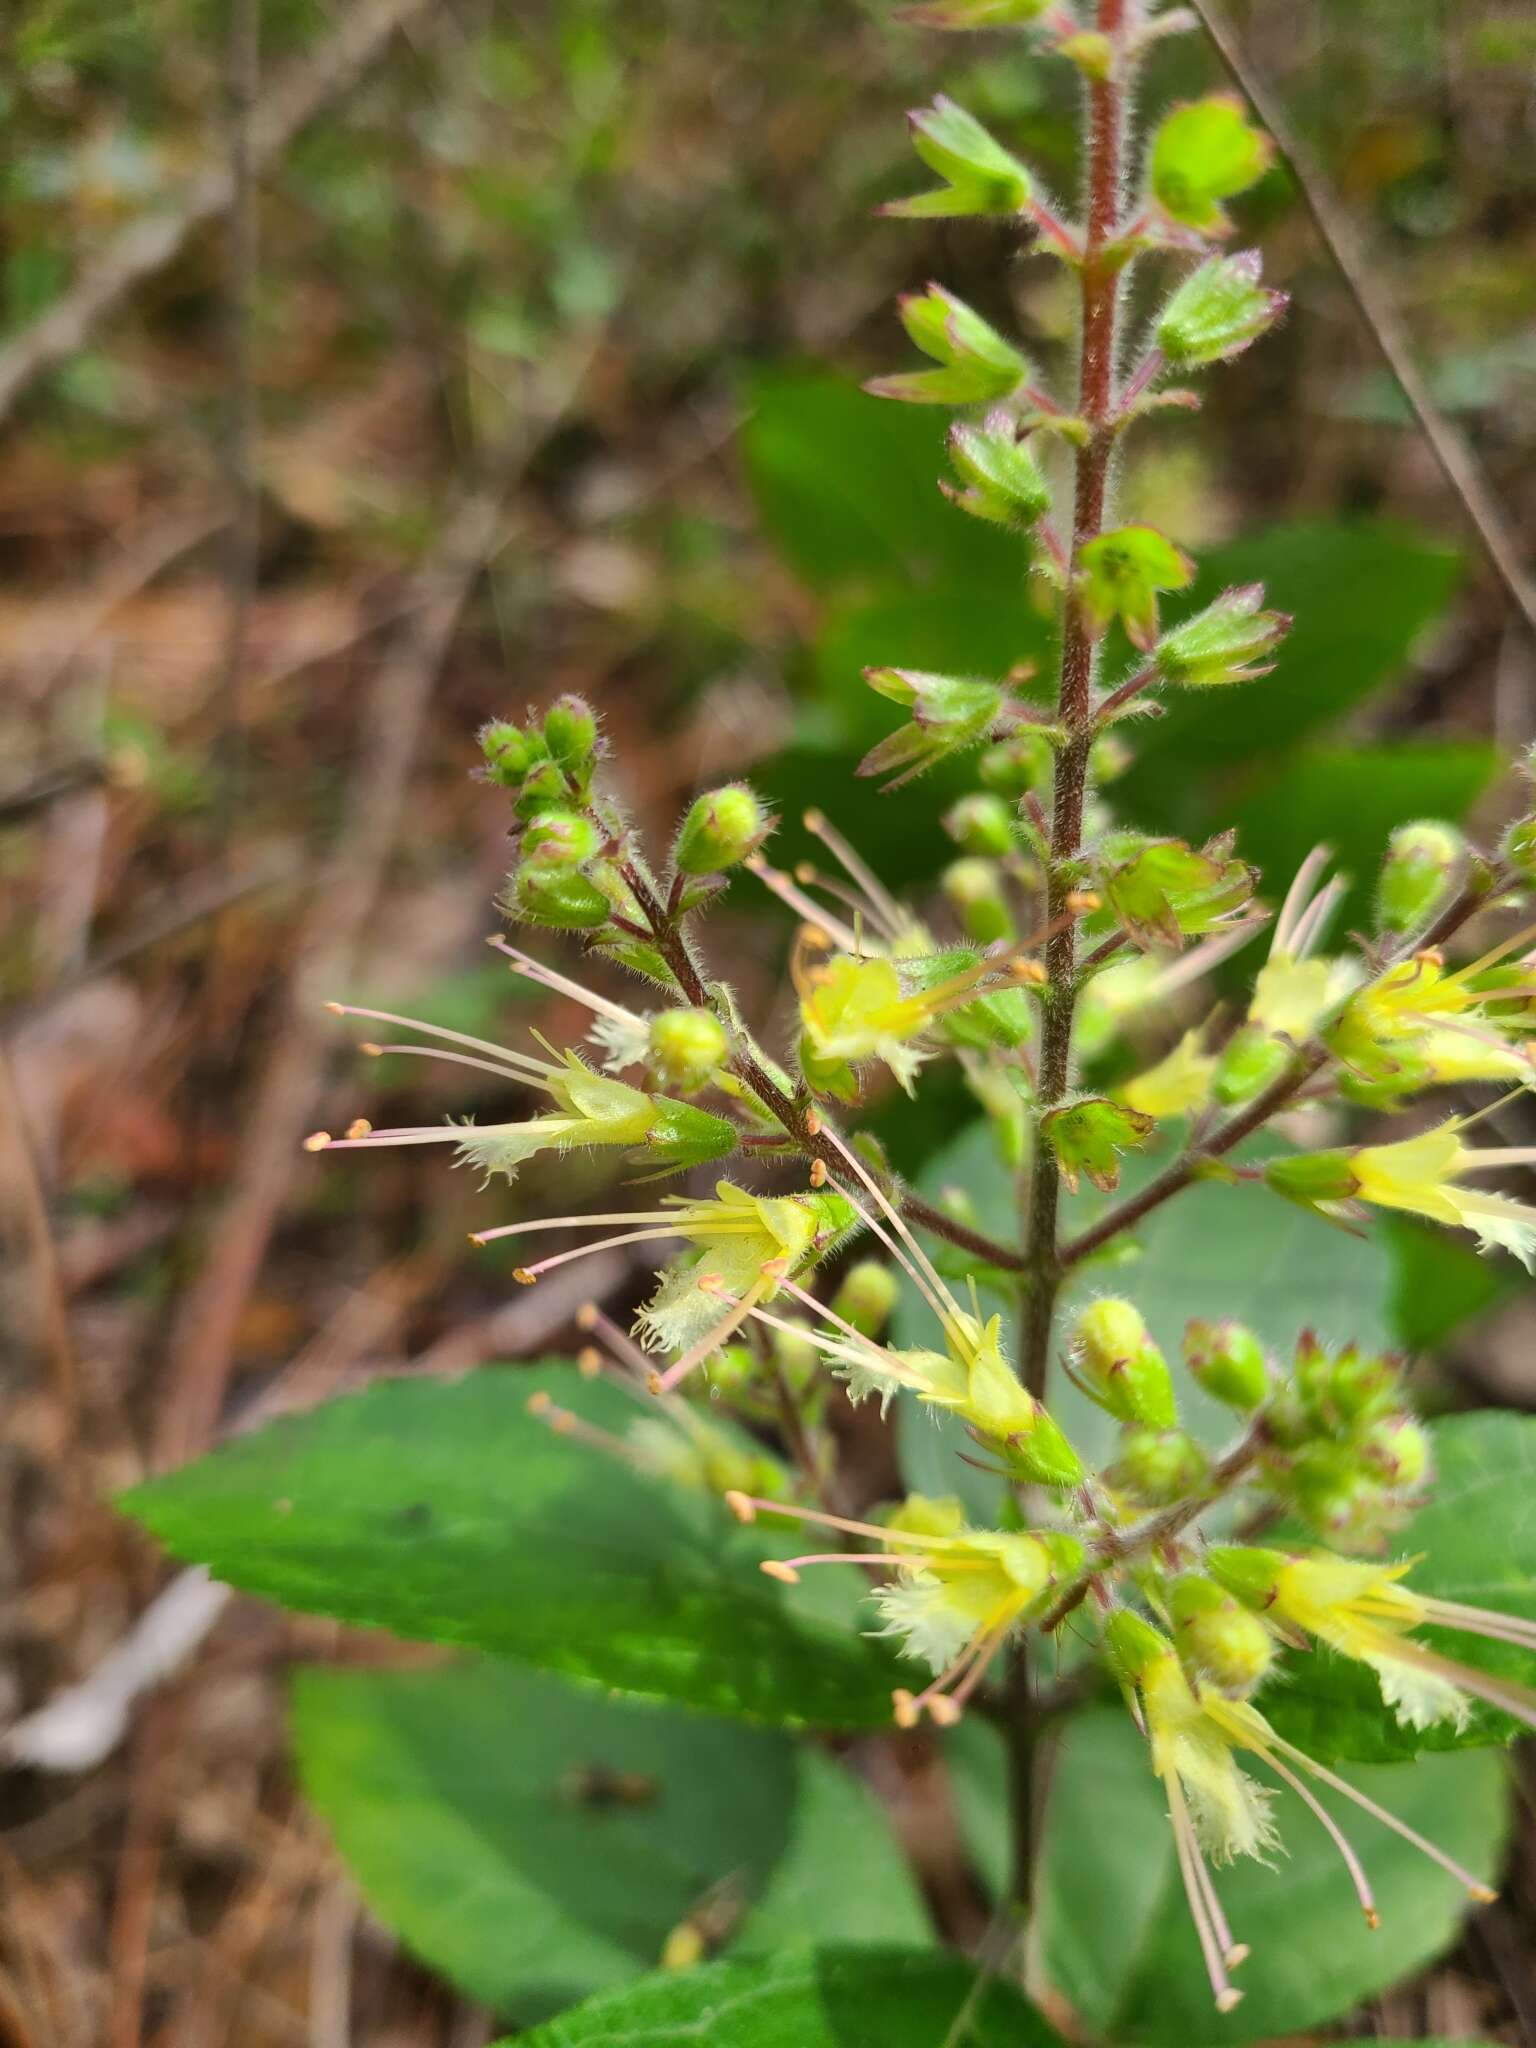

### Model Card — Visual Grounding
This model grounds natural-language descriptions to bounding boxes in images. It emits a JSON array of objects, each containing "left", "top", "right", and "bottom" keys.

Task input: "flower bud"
[
  {"left": 542, "top": 695, "right": 598, "bottom": 771},
  {"left": 1502, "top": 813, "right": 1536, "bottom": 883},
  {"left": 1204, "top": 1544, "right": 1287, "bottom": 1611},
  {"left": 943, "top": 415, "right": 1051, "bottom": 529},
  {"left": 511, "top": 863, "right": 612, "bottom": 929},
  {"left": 1153, "top": 583, "right": 1290, "bottom": 689},
  {"left": 1264, "top": 1148, "right": 1359, "bottom": 1207},
  {"left": 1168, "top": 1575, "right": 1275, "bottom": 1696},
  {"left": 522, "top": 807, "right": 603, "bottom": 865},
  {"left": 1360, "top": 1413, "right": 1431, "bottom": 1490},
  {"left": 513, "top": 759, "right": 575, "bottom": 820},
  {"left": 769, "top": 1319, "right": 820, "bottom": 1392},
  {"left": 1104, "top": 1608, "right": 1172, "bottom": 1686},
  {"left": 647, "top": 1008, "right": 729, "bottom": 1094},
  {"left": 674, "top": 784, "right": 773, "bottom": 875},
  {"left": 1155, "top": 254, "right": 1285, "bottom": 371},
  {"left": 1182, "top": 1318, "right": 1269, "bottom": 1410},
  {"left": 1377, "top": 820, "right": 1464, "bottom": 936},
  {"left": 831, "top": 1260, "right": 900, "bottom": 1338},
  {"left": 1322, "top": 1343, "right": 1398, "bottom": 1425},
  {"left": 979, "top": 731, "right": 1054, "bottom": 799},
  {"left": 944, "top": 791, "right": 1016, "bottom": 858},
  {"left": 865, "top": 284, "right": 1030, "bottom": 407},
  {"left": 1105, "top": 1426, "right": 1210, "bottom": 1507},
  {"left": 1071, "top": 1298, "right": 1177, "bottom": 1428},
  {"left": 883, "top": 97, "right": 1032, "bottom": 221},
  {"left": 480, "top": 718, "right": 544, "bottom": 788},
  {"left": 943, "top": 858, "right": 1015, "bottom": 945},
  {"left": 1058, "top": 30, "right": 1113, "bottom": 79}
]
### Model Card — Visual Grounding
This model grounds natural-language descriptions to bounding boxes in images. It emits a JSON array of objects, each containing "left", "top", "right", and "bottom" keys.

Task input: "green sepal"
[
  {"left": 1149, "top": 95, "right": 1274, "bottom": 235},
  {"left": 943, "top": 412, "right": 1051, "bottom": 529},
  {"left": 1153, "top": 581, "right": 1291, "bottom": 686},
  {"left": 858, "top": 668, "right": 1009, "bottom": 790},
  {"left": 865, "top": 284, "right": 1030, "bottom": 406},
  {"left": 883, "top": 96, "right": 1032, "bottom": 220},
  {"left": 1097, "top": 829, "right": 1257, "bottom": 950},
  {"left": 1156, "top": 250, "right": 1286, "bottom": 369},
  {"left": 1041, "top": 1093, "right": 1155, "bottom": 1195},
  {"left": 1078, "top": 525, "right": 1194, "bottom": 650}
]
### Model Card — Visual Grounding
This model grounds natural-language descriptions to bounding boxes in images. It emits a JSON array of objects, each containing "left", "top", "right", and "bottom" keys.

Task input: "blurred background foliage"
[{"left": 1, "top": 0, "right": 1535, "bottom": 2041}]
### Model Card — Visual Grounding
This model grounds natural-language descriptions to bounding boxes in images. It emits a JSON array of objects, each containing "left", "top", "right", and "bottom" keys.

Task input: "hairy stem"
[{"left": 1010, "top": 0, "right": 1139, "bottom": 1920}]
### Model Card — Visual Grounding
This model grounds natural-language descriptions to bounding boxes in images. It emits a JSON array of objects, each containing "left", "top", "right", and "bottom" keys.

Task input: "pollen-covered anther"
[
  {"left": 809, "top": 1158, "right": 828, "bottom": 1188},
  {"left": 345, "top": 1119, "right": 373, "bottom": 1140},
  {"left": 513, "top": 1267, "right": 538, "bottom": 1287},
  {"left": 892, "top": 1688, "right": 920, "bottom": 1730},
  {"left": 576, "top": 1303, "right": 599, "bottom": 1331},
  {"left": 761, "top": 1559, "right": 801, "bottom": 1585},
  {"left": 302, "top": 1131, "right": 332, "bottom": 1152},
  {"left": 526, "top": 1391, "right": 552, "bottom": 1417},
  {"left": 926, "top": 1694, "right": 963, "bottom": 1727},
  {"left": 1066, "top": 890, "right": 1101, "bottom": 914},
  {"left": 577, "top": 1346, "right": 603, "bottom": 1379},
  {"left": 724, "top": 1489, "right": 757, "bottom": 1523},
  {"left": 1009, "top": 959, "right": 1049, "bottom": 985},
  {"left": 359, "top": 1042, "right": 384, "bottom": 1057}
]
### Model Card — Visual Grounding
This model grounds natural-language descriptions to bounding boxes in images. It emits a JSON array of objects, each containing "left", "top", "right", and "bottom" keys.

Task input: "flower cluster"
[{"left": 305, "top": 0, "right": 1536, "bottom": 2018}]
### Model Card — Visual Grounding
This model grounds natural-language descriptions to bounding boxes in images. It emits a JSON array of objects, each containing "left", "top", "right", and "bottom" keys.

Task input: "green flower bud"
[
  {"left": 943, "top": 414, "right": 1051, "bottom": 529},
  {"left": 1071, "top": 1298, "right": 1177, "bottom": 1428},
  {"left": 830, "top": 1260, "right": 900, "bottom": 1338},
  {"left": 943, "top": 858, "right": 1015, "bottom": 945},
  {"left": 1168, "top": 1575, "right": 1275, "bottom": 1696},
  {"left": 1204, "top": 1544, "right": 1287, "bottom": 1611},
  {"left": 1502, "top": 814, "right": 1536, "bottom": 883},
  {"left": 1105, "top": 1426, "right": 1210, "bottom": 1507},
  {"left": 703, "top": 1344, "right": 757, "bottom": 1395},
  {"left": 1155, "top": 256, "right": 1286, "bottom": 372},
  {"left": 1153, "top": 583, "right": 1290, "bottom": 688},
  {"left": 1212, "top": 1021, "right": 1292, "bottom": 1106},
  {"left": 1377, "top": 820, "right": 1464, "bottom": 936},
  {"left": 511, "top": 863, "right": 612, "bottom": 929},
  {"left": 1264, "top": 1148, "right": 1359, "bottom": 1207},
  {"left": 944, "top": 791, "right": 1016, "bottom": 857},
  {"left": 513, "top": 759, "right": 575, "bottom": 820},
  {"left": 978, "top": 731, "right": 1053, "bottom": 799},
  {"left": 1360, "top": 1413, "right": 1431, "bottom": 1490},
  {"left": 522, "top": 807, "right": 603, "bottom": 865},
  {"left": 674, "top": 784, "right": 773, "bottom": 875},
  {"left": 542, "top": 695, "right": 598, "bottom": 771},
  {"left": 480, "top": 718, "right": 544, "bottom": 788},
  {"left": 647, "top": 1008, "right": 729, "bottom": 1094},
  {"left": 1182, "top": 1318, "right": 1269, "bottom": 1410},
  {"left": 769, "top": 1318, "right": 820, "bottom": 1392},
  {"left": 1089, "top": 732, "right": 1131, "bottom": 785},
  {"left": 1286, "top": 1443, "right": 1375, "bottom": 1537},
  {"left": 1323, "top": 1343, "right": 1399, "bottom": 1426},
  {"left": 1104, "top": 1608, "right": 1172, "bottom": 1686},
  {"left": 1058, "top": 30, "right": 1113, "bottom": 79}
]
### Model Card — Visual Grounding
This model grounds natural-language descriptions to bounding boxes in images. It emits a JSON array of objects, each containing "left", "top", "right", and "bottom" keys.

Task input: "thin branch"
[
  {"left": 1187, "top": 0, "right": 1536, "bottom": 644},
  {"left": 0, "top": 0, "right": 434, "bottom": 429}
]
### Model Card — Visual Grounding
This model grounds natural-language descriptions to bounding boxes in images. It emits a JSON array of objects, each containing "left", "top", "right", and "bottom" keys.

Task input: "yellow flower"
[{"left": 1121, "top": 1028, "right": 1215, "bottom": 1118}]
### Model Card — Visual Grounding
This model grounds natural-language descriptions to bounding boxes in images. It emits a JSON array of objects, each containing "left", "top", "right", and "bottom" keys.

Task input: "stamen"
[
  {"left": 469, "top": 1210, "right": 693, "bottom": 1246},
  {"left": 362, "top": 1041, "right": 542, "bottom": 1086},
  {"left": 323, "top": 1001, "right": 554, "bottom": 1077},
  {"left": 1166, "top": 1776, "right": 1243, "bottom": 2012},
  {"left": 1286, "top": 874, "right": 1347, "bottom": 963},
  {"left": 747, "top": 856, "right": 861, "bottom": 953},
  {"left": 1256, "top": 1750, "right": 1379, "bottom": 1928},
  {"left": 793, "top": 862, "right": 901, "bottom": 944},
  {"left": 1385, "top": 1635, "right": 1536, "bottom": 1732},
  {"left": 719, "top": 1492, "right": 976, "bottom": 1552},
  {"left": 511, "top": 1227, "right": 683, "bottom": 1283},
  {"left": 803, "top": 809, "right": 905, "bottom": 932},
  {"left": 812, "top": 1120, "right": 957, "bottom": 1333},
  {"left": 578, "top": 1302, "right": 656, "bottom": 1377},
  {"left": 1273, "top": 845, "right": 1333, "bottom": 957},
  {"left": 1418, "top": 1596, "right": 1536, "bottom": 1650},
  {"left": 525, "top": 1392, "right": 647, "bottom": 1464},
  {"left": 485, "top": 935, "right": 645, "bottom": 1029}
]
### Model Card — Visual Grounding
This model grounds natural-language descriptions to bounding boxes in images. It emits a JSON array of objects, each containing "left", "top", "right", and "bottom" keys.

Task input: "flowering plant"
[{"left": 124, "top": 3, "right": 1536, "bottom": 2039}]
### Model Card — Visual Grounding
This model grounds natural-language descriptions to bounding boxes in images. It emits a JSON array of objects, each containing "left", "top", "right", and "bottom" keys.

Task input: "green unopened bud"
[
  {"left": 943, "top": 858, "right": 1015, "bottom": 945},
  {"left": 943, "top": 414, "right": 1051, "bottom": 529},
  {"left": 1323, "top": 1343, "right": 1399, "bottom": 1426},
  {"left": 480, "top": 719, "right": 544, "bottom": 787},
  {"left": 1154, "top": 583, "right": 1290, "bottom": 689},
  {"left": 1204, "top": 1544, "right": 1287, "bottom": 1611},
  {"left": 1104, "top": 1608, "right": 1172, "bottom": 1686},
  {"left": 944, "top": 791, "right": 1016, "bottom": 857},
  {"left": 1156, "top": 254, "right": 1286, "bottom": 371},
  {"left": 1105, "top": 1426, "right": 1210, "bottom": 1506},
  {"left": 522, "top": 807, "right": 603, "bottom": 865},
  {"left": 1377, "top": 820, "right": 1464, "bottom": 936},
  {"left": 1264, "top": 1149, "right": 1359, "bottom": 1207},
  {"left": 883, "top": 96, "right": 1032, "bottom": 221},
  {"left": 1072, "top": 1299, "right": 1177, "bottom": 1428},
  {"left": 703, "top": 1344, "right": 757, "bottom": 1395},
  {"left": 979, "top": 730, "right": 1053, "bottom": 798},
  {"left": 1212, "top": 1021, "right": 1291, "bottom": 1106},
  {"left": 513, "top": 759, "right": 574, "bottom": 820},
  {"left": 674, "top": 784, "right": 773, "bottom": 875},
  {"left": 511, "top": 863, "right": 612, "bottom": 929},
  {"left": 647, "top": 1008, "right": 729, "bottom": 1094},
  {"left": 1360, "top": 1413, "right": 1431, "bottom": 1490},
  {"left": 1168, "top": 1576, "right": 1275, "bottom": 1696},
  {"left": 830, "top": 1260, "right": 900, "bottom": 1338},
  {"left": 543, "top": 695, "right": 598, "bottom": 771},
  {"left": 1182, "top": 1318, "right": 1269, "bottom": 1409},
  {"left": 1059, "top": 30, "right": 1113, "bottom": 79},
  {"left": 769, "top": 1318, "right": 820, "bottom": 1392}
]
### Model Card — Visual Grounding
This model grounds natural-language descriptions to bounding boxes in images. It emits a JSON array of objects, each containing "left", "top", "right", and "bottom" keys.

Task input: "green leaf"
[
  {"left": 292, "top": 1662, "right": 930, "bottom": 2021},
  {"left": 121, "top": 1364, "right": 905, "bottom": 1726},
  {"left": 896, "top": 1122, "right": 1397, "bottom": 1511},
  {"left": 1263, "top": 1411, "right": 1536, "bottom": 1763},
  {"left": 1033, "top": 1708, "right": 1507, "bottom": 2044},
  {"left": 508, "top": 1946, "right": 1065, "bottom": 2048},
  {"left": 1386, "top": 1215, "right": 1522, "bottom": 1351},
  {"left": 1078, "top": 525, "right": 1193, "bottom": 649},
  {"left": 1149, "top": 97, "right": 1274, "bottom": 234}
]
